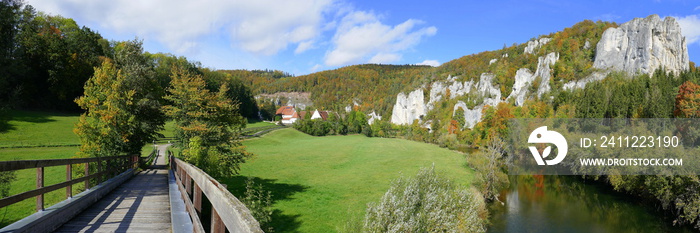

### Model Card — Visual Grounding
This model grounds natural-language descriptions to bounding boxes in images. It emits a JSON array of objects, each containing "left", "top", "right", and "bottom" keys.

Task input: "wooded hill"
[{"left": 232, "top": 20, "right": 618, "bottom": 117}]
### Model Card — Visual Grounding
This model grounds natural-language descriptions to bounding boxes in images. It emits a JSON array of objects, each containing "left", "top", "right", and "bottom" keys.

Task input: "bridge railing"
[
  {"left": 0, "top": 154, "right": 139, "bottom": 212},
  {"left": 170, "top": 152, "right": 263, "bottom": 233}
]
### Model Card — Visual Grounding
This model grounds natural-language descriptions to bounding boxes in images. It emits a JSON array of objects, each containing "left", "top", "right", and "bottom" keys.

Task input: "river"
[{"left": 487, "top": 176, "right": 697, "bottom": 233}]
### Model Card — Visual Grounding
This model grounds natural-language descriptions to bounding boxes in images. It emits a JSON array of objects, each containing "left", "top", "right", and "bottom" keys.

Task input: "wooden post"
[
  {"left": 211, "top": 208, "right": 226, "bottom": 233},
  {"left": 97, "top": 158, "right": 103, "bottom": 183},
  {"left": 193, "top": 183, "right": 202, "bottom": 214},
  {"left": 185, "top": 174, "right": 192, "bottom": 195},
  {"left": 84, "top": 162, "right": 90, "bottom": 190},
  {"left": 36, "top": 167, "right": 44, "bottom": 211},
  {"left": 66, "top": 164, "right": 72, "bottom": 198}
]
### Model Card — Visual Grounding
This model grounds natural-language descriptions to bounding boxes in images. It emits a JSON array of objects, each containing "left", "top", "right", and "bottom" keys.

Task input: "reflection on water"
[{"left": 487, "top": 176, "right": 697, "bottom": 233}]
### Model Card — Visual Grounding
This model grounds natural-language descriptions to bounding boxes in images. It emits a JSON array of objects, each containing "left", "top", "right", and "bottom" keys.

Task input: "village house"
[{"left": 276, "top": 106, "right": 330, "bottom": 125}]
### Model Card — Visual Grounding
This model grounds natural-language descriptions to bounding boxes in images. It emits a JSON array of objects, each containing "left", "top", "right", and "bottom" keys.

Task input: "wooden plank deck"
[{"left": 54, "top": 145, "right": 172, "bottom": 233}]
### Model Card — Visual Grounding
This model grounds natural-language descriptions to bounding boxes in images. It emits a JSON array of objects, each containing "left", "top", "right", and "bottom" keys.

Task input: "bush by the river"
[{"left": 359, "top": 166, "right": 488, "bottom": 232}]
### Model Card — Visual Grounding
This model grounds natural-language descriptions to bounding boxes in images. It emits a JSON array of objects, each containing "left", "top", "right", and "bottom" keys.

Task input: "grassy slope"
[
  {"left": 229, "top": 128, "right": 473, "bottom": 233},
  {"left": 246, "top": 120, "right": 276, "bottom": 129},
  {"left": 0, "top": 110, "right": 80, "bottom": 148},
  {"left": 0, "top": 111, "right": 83, "bottom": 226}
]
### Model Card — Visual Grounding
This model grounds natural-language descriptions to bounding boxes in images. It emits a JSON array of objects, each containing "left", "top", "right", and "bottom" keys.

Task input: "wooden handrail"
[
  {"left": 0, "top": 154, "right": 139, "bottom": 211},
  {"left": 0, "top": 155, "right": 132, "bottom": 172},
  {"left": 170, "top": 154, "right": 263, "bottom": 233},
  {"left": 140, "top": 149, "right": 158, "bottom": 167}
]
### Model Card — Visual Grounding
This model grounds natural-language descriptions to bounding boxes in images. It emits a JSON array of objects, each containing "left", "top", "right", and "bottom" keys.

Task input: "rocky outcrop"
[
  {"left": 454, "top": 101, "right": 483, "bottom": 129},
  {"left": 524, "top": 38, "right": 552, "bottom": 54},
  {"left": 563, "top": 72, "right": 607, "bottom": 90},
  {"left": 390, "top": 89, "right": 426, "bottom": 125},
  {"left": 390, "top": 51, "right": 560, "bottom": 128},
  {"left": 427, "top": 82, "right": 445, "bottom": 111},
  {"left": 256, "top": 92, "right": 313, "bottom": 109},
  {"left": 476, "top": 73, "right": 502, "bottom": 106},
  {"left": 507, "top": 52, "right": 558, "bottom": 105},
  {"left": 593, "top": 14, "right": 689, "bottom": 76},
  {"left": 368, "top": 111, "right": 382, "bottom": 125}
]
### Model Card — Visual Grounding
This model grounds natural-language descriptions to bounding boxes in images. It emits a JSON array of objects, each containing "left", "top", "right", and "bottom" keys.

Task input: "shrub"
[
  {"left": 241, "top": 177, "right": 274, "bottom": 232},
  {"left": 360, "top": 166, "right": 487, "bottom": 233}
]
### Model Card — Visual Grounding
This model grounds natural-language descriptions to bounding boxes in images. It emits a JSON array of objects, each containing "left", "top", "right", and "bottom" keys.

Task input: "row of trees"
[
  {"left": 0, "top": 1, "right": 260, "bottom": 119},
  {"left": 0, "top": 0, "right": 109, "bottom": 112},
  {"left": 293, "top": 110, "right": 372, "bottom": 137}
]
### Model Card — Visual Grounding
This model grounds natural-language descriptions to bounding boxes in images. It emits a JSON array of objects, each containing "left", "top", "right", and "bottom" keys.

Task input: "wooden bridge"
[{"left": 0, "top": 145, "right": 263, "bottom": 233}]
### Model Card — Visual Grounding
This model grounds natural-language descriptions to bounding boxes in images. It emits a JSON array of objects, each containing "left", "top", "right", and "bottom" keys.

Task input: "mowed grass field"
[
  {"left": 0, "top": 110, "right": 80, "bottom": 148},
  {"left": 0, "top": 110, "right": 82, "bottom": 226},
  {"left": 227, "top": 128, "right": 474, "bottom": 233}
]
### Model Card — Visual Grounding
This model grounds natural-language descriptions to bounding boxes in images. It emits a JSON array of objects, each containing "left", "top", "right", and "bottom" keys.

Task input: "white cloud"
[
  {"left": 324, "top": 11, "right": 437, "bottom": 66},
  {"left": 368, "top": 53, "right": 402, "bottom": 64},
  {"left": 694, "top": 6, "right": 700, "bottom": 11},
  {"left": 26, "top": 0, "right": 438, "bottom": 68},
  {"left": 675, "top": 14, "right": 700, "bottom": 45},
  {"left": 310, "top": 64, "right": 323, "bottom": 72},
  {"left": 416, "top": 60, "right": 440, "bottom": 67},
  {"left": 26, "top": 0, "right": 333, "bottom": 55}
]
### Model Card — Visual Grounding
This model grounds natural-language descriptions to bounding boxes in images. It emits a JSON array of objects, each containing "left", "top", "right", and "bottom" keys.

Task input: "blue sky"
[{"left": 26, "top": 0, "right": 700, "bottom": 75}]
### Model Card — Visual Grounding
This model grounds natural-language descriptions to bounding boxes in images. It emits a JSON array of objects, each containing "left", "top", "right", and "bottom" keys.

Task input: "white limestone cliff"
[
  {"left": 524, "top": 38, "right": 552, "bottom": 54},
  {"left": 593, "top": 15, "right": 689, "bottom": 76},
  {"left": 508, "top": 52, "right": 559, "bottom": 105},
  {"left": 390, "top": 89, "right": 426, "bottom": 125}
]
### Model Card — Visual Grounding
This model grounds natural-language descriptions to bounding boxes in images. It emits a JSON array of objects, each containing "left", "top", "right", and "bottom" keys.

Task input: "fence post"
[
  {"left": 211, "top": 208, "right": 226, "bottom": 233},
  {"left": 85, "top": 162, "right": 90, "bottom": 190},
  {"left": 185, "top": 174, "right": 192, "bottom": 196},
  {"left": 97, "top": 157, "right": 103, "bottom": 183},
  {"left": 36, "top": 167, "right": 44, "bottom": 211},
  {"left": 194, "top": 183, "right": 202, "bottom": 215},
  {"left": 66, "top": 164, "right": 72, "bottom": 198}
]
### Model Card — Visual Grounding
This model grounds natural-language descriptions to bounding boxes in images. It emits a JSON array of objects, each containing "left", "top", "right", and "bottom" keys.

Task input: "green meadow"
[
  {"left": 226, "top": 128, "right": 474, "bottom": 233},
  {"left": 0, "top": 111, "right": 83, "bottom": 226}
]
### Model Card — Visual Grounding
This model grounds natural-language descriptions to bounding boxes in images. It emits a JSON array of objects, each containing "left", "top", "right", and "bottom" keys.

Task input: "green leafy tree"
[
  {"left": 164, "top": 66, "right": 249, "bottom": 178},
  {"left": 111, "top": 40, "right": 166, "bottom": 153},
  {"left": 74, "top": 60, "right": 141, "bottom": 158},
  {"left": 472, "top": 137, "right": 509, "bottom": 203},
  {"left": 0, "top": 0, "right": 22, "bottom": 118}
]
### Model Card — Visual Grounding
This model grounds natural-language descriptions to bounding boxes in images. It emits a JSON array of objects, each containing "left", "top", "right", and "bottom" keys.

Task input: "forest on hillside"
[{"left": 0, "top": 1, "right": 259, "bottom": 122}]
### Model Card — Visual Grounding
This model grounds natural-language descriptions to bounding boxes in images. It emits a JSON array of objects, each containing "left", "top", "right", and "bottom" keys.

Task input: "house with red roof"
[
  {"left": 276, "top": 106, "right": 297, "bottom": 124},
  {"left": 276, "top": 106, "right": 330, "bottom": 125}
]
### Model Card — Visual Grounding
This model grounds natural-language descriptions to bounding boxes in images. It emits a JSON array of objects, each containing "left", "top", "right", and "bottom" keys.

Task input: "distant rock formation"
[
  {"left": 389, "top": 14, "right": 690, "bottom": 128},
  {"left": 508, "top": 52, "right": 558, "bottom": 106},
  {"left": 256, "top": 92, "right": 313, "bottom": 109},
  {"left": 368, "top": 111, "right": 382, "bottom": 125},
  {"left": 390, "top": 89, "right": 426, "bottom": 125},
  {"left": 524, "top": 38, "right": 551, "bottom": 54},
  {"left": 593, "top": 14, "right": 689, "bottom": 76}
]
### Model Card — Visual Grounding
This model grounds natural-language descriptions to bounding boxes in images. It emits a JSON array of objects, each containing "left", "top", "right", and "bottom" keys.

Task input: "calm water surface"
[{"left": 487, "top": 176, "right": 697, "bottom": 233}]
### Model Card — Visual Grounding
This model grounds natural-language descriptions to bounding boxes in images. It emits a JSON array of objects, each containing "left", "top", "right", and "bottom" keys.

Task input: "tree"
[
  {"left": 15, "top": 12, "right": 106, "bottom": 110},
  {"left": 674, "top": 81, "right": 700, "bottom": 146},
  {"left": 0, "top": 0, "right": 23, "bottom": 121},
  {"left": 362, "top": 166, "right": 487, "bottom": 232},
  {"left": 111, "top": 40, "right": 166, "bottom": 153},
  {"left": 453, "top": 107, "right": 466, "bottom": 128},
  {"left": 74, "top": 60, "right": 143, "bottom": 157},
  {"left": 164, "top": 66, "right": 249, "bottom": 178},
  {"left": 675, "top": 81, "right": 700, "bottom": 118},
  {"left": 473, "top": 137, "right": 509, "bottom": 203}
]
